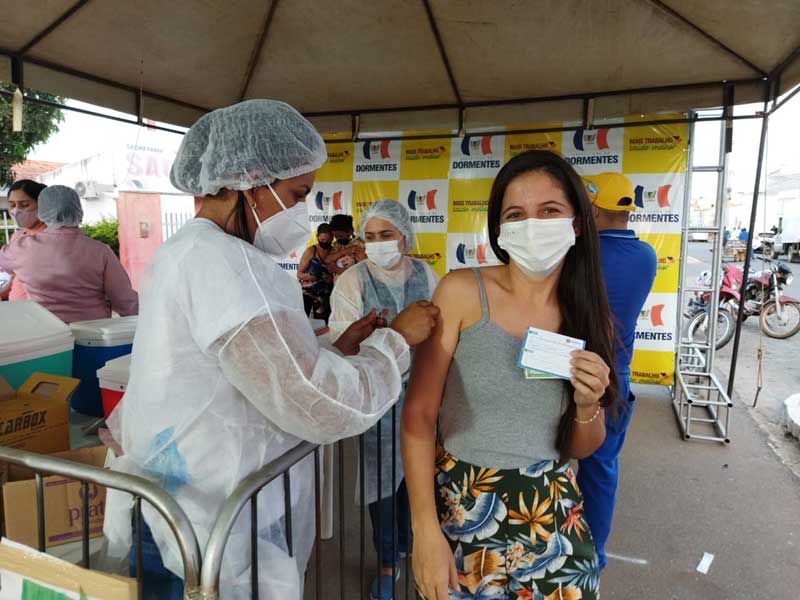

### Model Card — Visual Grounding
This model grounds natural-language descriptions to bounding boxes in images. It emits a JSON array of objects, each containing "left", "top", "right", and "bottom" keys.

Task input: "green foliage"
[
  {"left": 1, "top": 82, "right": 64, "bottom": 186},
  {"left": 82, "top": 218, "right": 120, "bottom": 256}
]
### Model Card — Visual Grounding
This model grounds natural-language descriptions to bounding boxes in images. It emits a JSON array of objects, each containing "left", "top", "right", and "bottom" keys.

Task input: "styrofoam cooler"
[
  {"left": 0, "top": 301, "right": 74, "bottom": 389},
  {"left": 70, "top": 317, "right": 137, "bottom": 416},
  {"left": 97, "top": 354, "right": 131, "bottom": 418}
]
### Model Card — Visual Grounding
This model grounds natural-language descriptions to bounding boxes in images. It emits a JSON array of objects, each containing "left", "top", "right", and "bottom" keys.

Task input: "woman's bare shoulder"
[
  {"left": 437, "top": 267, "right": 477, "bottom": 294},
  {"left": 434, "top": 268, "right": 484, "bottom": 327}
]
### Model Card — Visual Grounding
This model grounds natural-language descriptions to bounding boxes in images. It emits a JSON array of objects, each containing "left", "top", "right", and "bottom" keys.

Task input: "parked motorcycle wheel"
[
  {"left": 760, "top": 301, "right": 800, "bottom": 339},
  {"left": 686, "top": 308, "right": 736, "bottom": 350}
]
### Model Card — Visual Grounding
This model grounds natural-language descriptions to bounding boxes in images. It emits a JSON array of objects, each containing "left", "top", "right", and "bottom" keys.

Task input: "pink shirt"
[
  {"left": 6, "top": 223, "right": 47, "bottom": 301},
  {"left": 0, "top": 227, "right": 139, "bottom": 323}
]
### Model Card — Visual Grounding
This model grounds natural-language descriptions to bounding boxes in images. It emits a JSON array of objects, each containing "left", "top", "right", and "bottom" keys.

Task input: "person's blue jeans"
[
  {"left": 577, "top": 389, "right": 636, "bottom": 571},
  {"left": 368, "top": 479, "right": 411, "bottom": 568},
  {"left": 130, "top": 519, "right": 184, "bottom": 600}
]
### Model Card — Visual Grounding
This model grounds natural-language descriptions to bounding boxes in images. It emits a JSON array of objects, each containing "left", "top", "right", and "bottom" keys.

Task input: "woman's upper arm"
[
  {"left": 297, "top": 247, "right": 313, "bottom": 273},
  {"left": 0, "top": 238, "right": 18, "bottom": 272},
  {"left": 323, "top": 247, "right": 343, "bottom": 264},
  {"left": 404, "top": 272, "right": 466, "bottom": 421},
  {"left": 424, "top": 264, "right": 441, "bottom": 300},
  {"left": 102, "top": 248, "right": 139, "bottom": 315}
]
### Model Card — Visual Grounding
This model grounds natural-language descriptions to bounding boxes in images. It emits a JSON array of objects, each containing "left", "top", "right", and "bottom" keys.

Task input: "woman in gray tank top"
[{"left": 402, "top": 151, "right": 619, "bottom": 600}]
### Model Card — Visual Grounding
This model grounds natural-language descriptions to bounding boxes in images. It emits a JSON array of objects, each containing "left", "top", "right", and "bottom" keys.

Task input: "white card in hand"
[{"left": 518, "top": 327, "right": 586, "bottom": 380}]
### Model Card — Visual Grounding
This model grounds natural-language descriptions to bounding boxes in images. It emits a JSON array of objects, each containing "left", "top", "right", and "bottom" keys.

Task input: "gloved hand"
[
  {"left": 333, "top": 309, "right": 382, "bottom": 356},
  {"left": 391, "top": 301, "right": 440, "bottom": 347}
]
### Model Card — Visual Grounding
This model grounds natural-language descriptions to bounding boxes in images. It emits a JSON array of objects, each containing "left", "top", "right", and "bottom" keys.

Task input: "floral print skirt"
[{"left": 434, "top": 445, "right": 599, "bottom": 600}]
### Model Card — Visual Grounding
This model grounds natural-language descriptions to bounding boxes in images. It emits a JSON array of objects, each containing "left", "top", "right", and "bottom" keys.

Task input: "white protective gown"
[
  {"left": 329, "top": 257, "right": 439, "bottom": 504},
  {"left": 329, "top": 257, "right": 439, "bottom": 342},
  {"left": 103, "top": 219, "right": 409, "bottom": 599}
]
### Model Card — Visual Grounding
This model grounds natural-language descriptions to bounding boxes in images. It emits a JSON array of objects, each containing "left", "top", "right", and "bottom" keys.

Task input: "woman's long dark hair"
[
  {"left": 9, "top": 179, "right": 47, "bottom": 201},
  {"left": 487, "top": 150, "right": 619, "bottom": 454},
  {"left": 224, "top": 191, "right": 252, "bottom": 242}
]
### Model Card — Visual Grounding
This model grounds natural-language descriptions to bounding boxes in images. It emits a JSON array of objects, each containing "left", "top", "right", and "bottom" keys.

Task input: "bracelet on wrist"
[{"left": 574, "top": 403, "right": 602, "bottom": 425}]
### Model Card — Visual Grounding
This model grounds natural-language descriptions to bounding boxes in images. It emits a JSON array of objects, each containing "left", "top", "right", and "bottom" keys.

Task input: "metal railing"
[
  {"left": 1, "top": 211, "right": 18, "bottom": 245},
  {"left": 0, "top": 446, "right": 203, "bottom": 600},
  {"left": 162, "top": 211, "right": 193, "bottom": 241},
  {"left": 201, "top": 404, "right": 414, "bottom": 599},
  {"left": 200, "top": 442, "right": 320, "bottom": 600},
  {"left": 1, "top": 407, "right": 414, "bottom": 599}
]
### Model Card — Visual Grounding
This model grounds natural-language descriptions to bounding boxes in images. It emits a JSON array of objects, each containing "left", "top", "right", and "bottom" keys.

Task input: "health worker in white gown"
[{"left": 102, "top": 99, "right": 439, "bottom": 600}]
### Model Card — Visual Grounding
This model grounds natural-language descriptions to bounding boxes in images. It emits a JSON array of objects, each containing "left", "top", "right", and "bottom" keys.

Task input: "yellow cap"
[{"left": 582, "top": 172, "right": 638, "bottom": 212}]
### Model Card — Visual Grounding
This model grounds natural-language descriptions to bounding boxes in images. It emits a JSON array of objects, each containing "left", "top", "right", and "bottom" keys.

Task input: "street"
[
  {"left": 587, "top": 242, "right": 800, "bottom": 599},
  {"left": 684, "top": 241, "right": 800, "bottom": 472}
]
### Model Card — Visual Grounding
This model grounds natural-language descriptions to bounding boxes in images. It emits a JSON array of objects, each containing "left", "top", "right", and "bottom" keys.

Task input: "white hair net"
[
  {"left": 170, "top": 99, "right": 327, "bottom": 196},
  {"left": 38, "top": 185, "right": 83, "bottom": 228},
  {"left": 359, "top": 199, "right": 415, "bottom": 251}
]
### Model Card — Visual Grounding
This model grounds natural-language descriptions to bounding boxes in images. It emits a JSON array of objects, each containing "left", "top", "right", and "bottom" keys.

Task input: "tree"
[
  {"left": 82, "top": 218, "right": 120, "bottom": 256},
  {"left": 0, "top": 82, "right": 64, "bottom": 186}
]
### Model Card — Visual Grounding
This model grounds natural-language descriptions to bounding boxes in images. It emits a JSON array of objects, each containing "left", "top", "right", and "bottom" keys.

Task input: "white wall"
[{"left": 34, "top": 127, "right": 189, "bottom": 225}]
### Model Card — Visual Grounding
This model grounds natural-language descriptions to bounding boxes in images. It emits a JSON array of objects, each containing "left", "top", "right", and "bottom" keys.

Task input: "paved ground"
[{"left": 600, "top": 385, "right": 800, "bottom": 600}]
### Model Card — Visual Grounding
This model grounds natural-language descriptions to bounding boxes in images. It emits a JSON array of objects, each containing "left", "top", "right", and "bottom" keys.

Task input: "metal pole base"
[{"left": 672, "top": 368, "right": 732, "bottom": 444}]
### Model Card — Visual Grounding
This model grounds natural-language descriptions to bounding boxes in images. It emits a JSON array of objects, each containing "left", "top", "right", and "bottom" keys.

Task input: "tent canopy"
[{"left": 1, "top": 1, "right": 799, "bottom": 133}]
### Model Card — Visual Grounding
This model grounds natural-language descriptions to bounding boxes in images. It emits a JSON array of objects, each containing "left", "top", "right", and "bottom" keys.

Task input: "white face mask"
[
  {"left": 498, "top": 217, "right": 576, "bottom": 279},
  {"left": 249, "top": 184, "right": 310, "bottom": 258},
  {"left": 366, "top": 240, "right": 403, "bottom": 269},
  {"left": 10, "top": 208, "right": 39, "bottom": 229}
]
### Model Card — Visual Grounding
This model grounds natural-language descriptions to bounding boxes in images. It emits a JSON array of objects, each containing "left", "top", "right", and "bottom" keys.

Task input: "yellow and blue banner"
[{"left": 293, "top": 115, "right": 688, "bottom": 385}]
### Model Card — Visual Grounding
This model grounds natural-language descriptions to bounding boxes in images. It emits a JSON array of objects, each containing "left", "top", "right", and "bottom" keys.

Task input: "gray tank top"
[{"left": 438, "top": 268, "right": 568, "bottom": 468}]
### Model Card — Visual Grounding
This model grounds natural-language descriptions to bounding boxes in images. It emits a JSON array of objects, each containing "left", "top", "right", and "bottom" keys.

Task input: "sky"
[
  {"left": 28, "top": 92, "right": 800, "bottom": 206},
  {"left": 28, "top": 101, "right": 186, "bottom": 164}
]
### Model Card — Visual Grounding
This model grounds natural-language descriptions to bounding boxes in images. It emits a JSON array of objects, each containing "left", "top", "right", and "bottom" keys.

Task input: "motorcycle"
[
  {"left": 684, "top": 264, "right": 739, "bottom": 350},
  {"left": 729, "top": 259, "right": 800, "bottom": 339}
]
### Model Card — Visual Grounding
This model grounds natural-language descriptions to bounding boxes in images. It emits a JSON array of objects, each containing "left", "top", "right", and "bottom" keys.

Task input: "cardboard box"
[
  {"left": 0, "top": 373, "right": 78, "bottom": 454},
  {"left": 2, "top": 447, "right": 109, "bottom": 549},
  {"left": 0, "top": 538, "right": 136, "bottom": 599}
]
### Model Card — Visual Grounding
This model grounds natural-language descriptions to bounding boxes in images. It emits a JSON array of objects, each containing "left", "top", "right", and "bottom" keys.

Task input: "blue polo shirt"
[{"left": 599, "top": 230, "right": 657, "bottom": 401}]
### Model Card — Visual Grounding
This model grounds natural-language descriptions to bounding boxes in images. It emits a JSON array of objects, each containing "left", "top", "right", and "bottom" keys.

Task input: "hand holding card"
[
  {"left": 570, "top": 349, "right": 611, "bottom": 407},
  {"left": 518, "top": 327, "right": 585, "bottom": 380}
]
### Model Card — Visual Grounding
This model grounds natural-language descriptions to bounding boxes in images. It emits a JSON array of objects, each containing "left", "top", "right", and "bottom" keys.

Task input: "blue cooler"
[
  {"left": 0, "top": 301, "right": 74, "bottom": 389},
  {"left": 70, "top": 317, "right": 137, "bottom": 416}
]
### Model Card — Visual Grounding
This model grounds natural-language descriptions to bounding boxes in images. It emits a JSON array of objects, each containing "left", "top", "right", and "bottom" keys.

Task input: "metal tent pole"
[{"left": 727, "top": 106, "right": 770, "bottom": 399}]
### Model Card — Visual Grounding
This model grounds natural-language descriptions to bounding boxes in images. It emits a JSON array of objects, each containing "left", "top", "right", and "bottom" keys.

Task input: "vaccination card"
[
  {"left": 518, "top": 327, "right": 586, "bottom": 380},
  {"left": 524, "top": 368, "right": 560, "bottom": 380}
]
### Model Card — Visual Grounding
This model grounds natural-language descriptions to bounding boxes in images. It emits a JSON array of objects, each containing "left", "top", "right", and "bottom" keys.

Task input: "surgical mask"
[
  {"left": 10, "top": 208, "right": 39, "bottom": 229},
  {"left": 366, "top": 240, "right": 403, "bottom": 269},
  {"left": 249, "top": 184, "right": 310, "bottom": 258},
  {"left": 498, "top": 217, "right": 575, "bottom": 279}
]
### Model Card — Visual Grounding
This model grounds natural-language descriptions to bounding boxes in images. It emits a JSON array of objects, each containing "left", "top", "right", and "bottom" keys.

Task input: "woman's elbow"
[
  {"left": 569, "top": 430, "right": 606, "bottom": 460},
  {"left": 570, "top": 446, "right": 594, "bottom": 460},
  {"left": 401, "top": 402, "right": 437, "bottom": 437}
]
